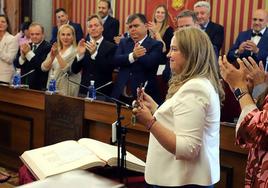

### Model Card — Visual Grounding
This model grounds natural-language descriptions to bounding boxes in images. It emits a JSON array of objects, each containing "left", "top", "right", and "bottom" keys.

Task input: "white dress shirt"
[{"left": 251, "top": 27, "right": 266, "bottom": 46}]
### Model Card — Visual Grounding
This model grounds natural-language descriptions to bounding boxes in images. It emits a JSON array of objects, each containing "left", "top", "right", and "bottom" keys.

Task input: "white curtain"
[{"left": 0, "top": 0, "right": 4, "bottom": 14}]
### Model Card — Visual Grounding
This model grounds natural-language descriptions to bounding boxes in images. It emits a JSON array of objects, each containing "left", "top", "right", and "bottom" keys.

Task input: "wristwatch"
[
  {"left": 234, "top": 49, "right": 240, "bottom": 58},
  {"left": 233, "top": 88, "right": 248, "bottom": 100}
]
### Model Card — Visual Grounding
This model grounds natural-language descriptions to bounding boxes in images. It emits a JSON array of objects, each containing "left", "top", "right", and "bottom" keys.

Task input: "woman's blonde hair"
[
  {"left": 57, "top": 24, "right": 77, "bottom": 49},
  {"left": 166, "top": 27, "right": 225, "bottom": 103},
  {"left": 152, "top": 4, "right": 169, "bottom": 37}
]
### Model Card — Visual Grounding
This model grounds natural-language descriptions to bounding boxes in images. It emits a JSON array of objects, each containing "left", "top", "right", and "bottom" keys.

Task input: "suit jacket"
[
  {"left": 111, "top": 36, "right": 163, "bottom": 104},
  {"left": 0, "top": 32, "right": 18, "bottom": 83},
  {"left": 205, "top": 21, "right": 224, "bottom": 52},
  {"left": 227, "top": 28, "right": 268, "bottom": 65},
  {"left": 13, "top": 40, "right": 51, "bottom": 90},
  {"left": 50, "top": 21, "right": 84, "bottom": 44},
  {"left": 71, "top": 39, "right": 117, "bottom": 96},
  {"left": 103, "top": 16, "right": 119, "bottom": 43}
]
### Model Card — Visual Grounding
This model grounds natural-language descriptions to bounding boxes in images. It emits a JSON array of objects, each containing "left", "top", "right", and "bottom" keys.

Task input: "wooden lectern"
[{"left": 45, "top": 94, "right": 84, "bottom": 145}]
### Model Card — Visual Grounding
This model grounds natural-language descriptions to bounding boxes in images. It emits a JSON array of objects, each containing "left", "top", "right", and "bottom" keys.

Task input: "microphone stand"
[
  {"left": 115, "top": 102, "right": 127, "bottom": 183},
  {"left": 67, "top": 75, "right": 131, "bottom": 182}
]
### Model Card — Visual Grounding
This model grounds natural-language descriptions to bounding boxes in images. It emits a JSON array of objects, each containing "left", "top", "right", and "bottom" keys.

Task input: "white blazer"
[
  {"left": 145, "top": 77, "right": 221, "bottom": 186},
  {"left": 0, "top": 32, "right": 18, "bottom": 83}
]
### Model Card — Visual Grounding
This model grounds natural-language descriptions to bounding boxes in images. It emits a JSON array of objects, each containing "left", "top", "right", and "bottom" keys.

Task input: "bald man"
[{"left": 227, "top": 9, "right": 268, "bottom": 67}]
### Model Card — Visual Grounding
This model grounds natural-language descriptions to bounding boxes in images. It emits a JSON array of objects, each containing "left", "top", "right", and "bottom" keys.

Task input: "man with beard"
[
  {"left": 50, "top": 8, "right": 83, "bottom": 44},
  {"left": 227, "top": 9, "right": 268, "bottom": 66},
  {"left": 97, "top": 0, "right": 119, "bottom": 43}
]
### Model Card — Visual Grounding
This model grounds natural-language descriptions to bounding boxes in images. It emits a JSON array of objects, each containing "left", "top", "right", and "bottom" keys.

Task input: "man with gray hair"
[
  {"left": 163, "top": 10, "right": 219, "bottom": 83},
  {"left": 194, "top": 1, "right": 224, "bottom": 53}
]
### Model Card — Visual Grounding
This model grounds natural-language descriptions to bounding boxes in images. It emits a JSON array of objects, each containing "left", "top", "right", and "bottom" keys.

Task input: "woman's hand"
[
  {"left": 243, "top": 57, "right": 267, "bottom": 87},
  {"left": 136, "top": 87, "right": 158, "bottom": 114},
  {"left": 132, "top": 101, "right": 154, "bottom": 128},
  {"left": 77, "top": 39, "right": 86, "bottom": 56},
  {"left": 50, "top": 42, "right": 58, "bottom": 60},
  {"left": 147, "top": 21, "right": 158, "bottom": 38},
  {"left": 219, "top": 55, "right": 249, "bottom": 91}
]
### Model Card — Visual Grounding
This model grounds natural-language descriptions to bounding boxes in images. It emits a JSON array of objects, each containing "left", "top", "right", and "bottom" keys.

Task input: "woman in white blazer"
[
  {"left": 133, "top": 27, "right": 225, "bottom": 188},
  {"left": 0, "top": 14, "right": 19, "bottom": 83}
]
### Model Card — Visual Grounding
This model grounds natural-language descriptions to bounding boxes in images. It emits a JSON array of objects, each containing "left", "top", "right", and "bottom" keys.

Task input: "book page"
[
  {"left": 21, "top": 140, "right": 105, "bottom": 180},
  {"left": 78, "top": 138, "right": 145, "bottom": 172}
]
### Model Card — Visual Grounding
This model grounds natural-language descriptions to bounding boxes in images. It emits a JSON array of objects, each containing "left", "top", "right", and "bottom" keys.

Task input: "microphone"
[
  {"left": 66, "top": 76, "right": 133, "bottom": 109},
  {"left": 10, "top": 69, "right": 36, "bottom": 88},
  {"left": 21, "top": 69, "right": 35, "bottom": 78},
  {"left": 60, "top": 70, "right": 72, "bottom": 79},
  {"left": 0, "top": 80, "right": 9, "bottom": 85},
  {"left": 96, "top": 81, "right": 113, "bottom": 91}
]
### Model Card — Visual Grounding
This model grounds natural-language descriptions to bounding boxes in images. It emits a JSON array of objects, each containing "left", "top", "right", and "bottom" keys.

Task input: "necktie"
[
  {"left": 251, "top": 32, "right": 262, "bottom": 37},
  {"left": 32, "top": 44, "right": 37, "bottom": 52}
]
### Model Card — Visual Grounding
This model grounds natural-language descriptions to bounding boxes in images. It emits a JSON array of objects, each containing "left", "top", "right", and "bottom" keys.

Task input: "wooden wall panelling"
[
  {"left": 4, "top": 0, "right": 20, "bottom": 34},
  {"left": 0, "top": 102, "right": 45, "bottom": 170},
  {"left": 52, "top": 0, "right": 73, "bottom": 26},
  {"left": 20, "top": 0, "right": 32, "bottom": 23}
]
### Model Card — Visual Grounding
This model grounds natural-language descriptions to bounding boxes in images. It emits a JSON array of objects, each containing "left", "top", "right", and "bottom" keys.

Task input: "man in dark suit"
[
  {"left": 13, "top": 23, "right": 51, "bottom": 90},
  {"left": 97, "top": 0, "right": 119, "bottom": 43},
  {"left": 227, "top": 9, "right": 268, "bottom": 67},
  {"left": 70, "top": 14, "right": 116, "bottom": 97},
  {"left": 194, "top": 1, "right": 224, "bottom": 53},
  {"left": 50, "top": 8, "right": 83, "bottom": 44},
  {"left": 163, "top": 10, "right": 220, "bottom": 84},
  {"left": 111, "top": 13, "right": 163, "bottom": 104}
]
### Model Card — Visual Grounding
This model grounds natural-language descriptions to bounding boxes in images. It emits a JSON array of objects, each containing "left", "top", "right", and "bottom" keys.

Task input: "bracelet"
[
  {"left": 237, "top": 91, "right": 248, "bottom": 100},
  {"left": 147, "top": 117, "right": 157, "bottom": 130},
  {"left": 233, "top": 88, "right": 248, "bottom": 101}
]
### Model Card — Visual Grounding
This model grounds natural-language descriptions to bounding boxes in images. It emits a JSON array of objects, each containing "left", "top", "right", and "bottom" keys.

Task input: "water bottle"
[
  {"left": 13, "top": 68, "right": 21, "bottom": 88},
  {"left": 87, "top": 80, "right": 96, "bottom": 100},
  {"left": 48, "top": 71, "right": 56, "bottom": 93},
  {"left": 265, "top": 56, "right": 268, "bottom": 72}
]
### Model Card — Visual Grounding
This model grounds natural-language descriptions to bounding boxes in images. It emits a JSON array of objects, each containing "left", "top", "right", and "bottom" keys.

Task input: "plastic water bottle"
[
  {"left": 13, "top": 68, "right": 21, "bottom": 88},
  {"left": 48, "top": 71, "right": 56, "bottom": 93},
  {"left": 265, "top": 56, "right": 268, "bottom": 72},
  {"left": 87, "top": 80, "right": 96, "bottom": 100}
]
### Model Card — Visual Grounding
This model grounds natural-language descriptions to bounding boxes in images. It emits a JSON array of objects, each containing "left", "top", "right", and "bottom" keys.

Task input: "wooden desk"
[
  {"left": 0, "top": 85, "right": 247, "bottom": 187},
  {"left": 0, "top": 85, "right": 148, "bottom": 168}
]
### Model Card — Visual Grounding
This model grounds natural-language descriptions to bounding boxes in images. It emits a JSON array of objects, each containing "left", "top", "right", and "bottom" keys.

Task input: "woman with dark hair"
[
  {"left": 219, "top": 55, "right": 268, "bottom": 188},
  {"left": 133, "top": 27, "right": 224, "bottom": 187},
  {"left": 0, "top": 14, "right": 18, "bottom": 83}
]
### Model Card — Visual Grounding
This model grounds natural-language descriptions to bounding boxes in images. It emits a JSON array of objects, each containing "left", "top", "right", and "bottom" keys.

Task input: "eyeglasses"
[{"left": 253, "top": 18, "right": 264, "bottom": 22}]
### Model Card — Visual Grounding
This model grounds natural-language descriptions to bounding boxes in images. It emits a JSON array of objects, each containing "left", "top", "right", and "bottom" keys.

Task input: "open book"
[{"left": 20, "top": 138, "right": 145, "bottom": 180}]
